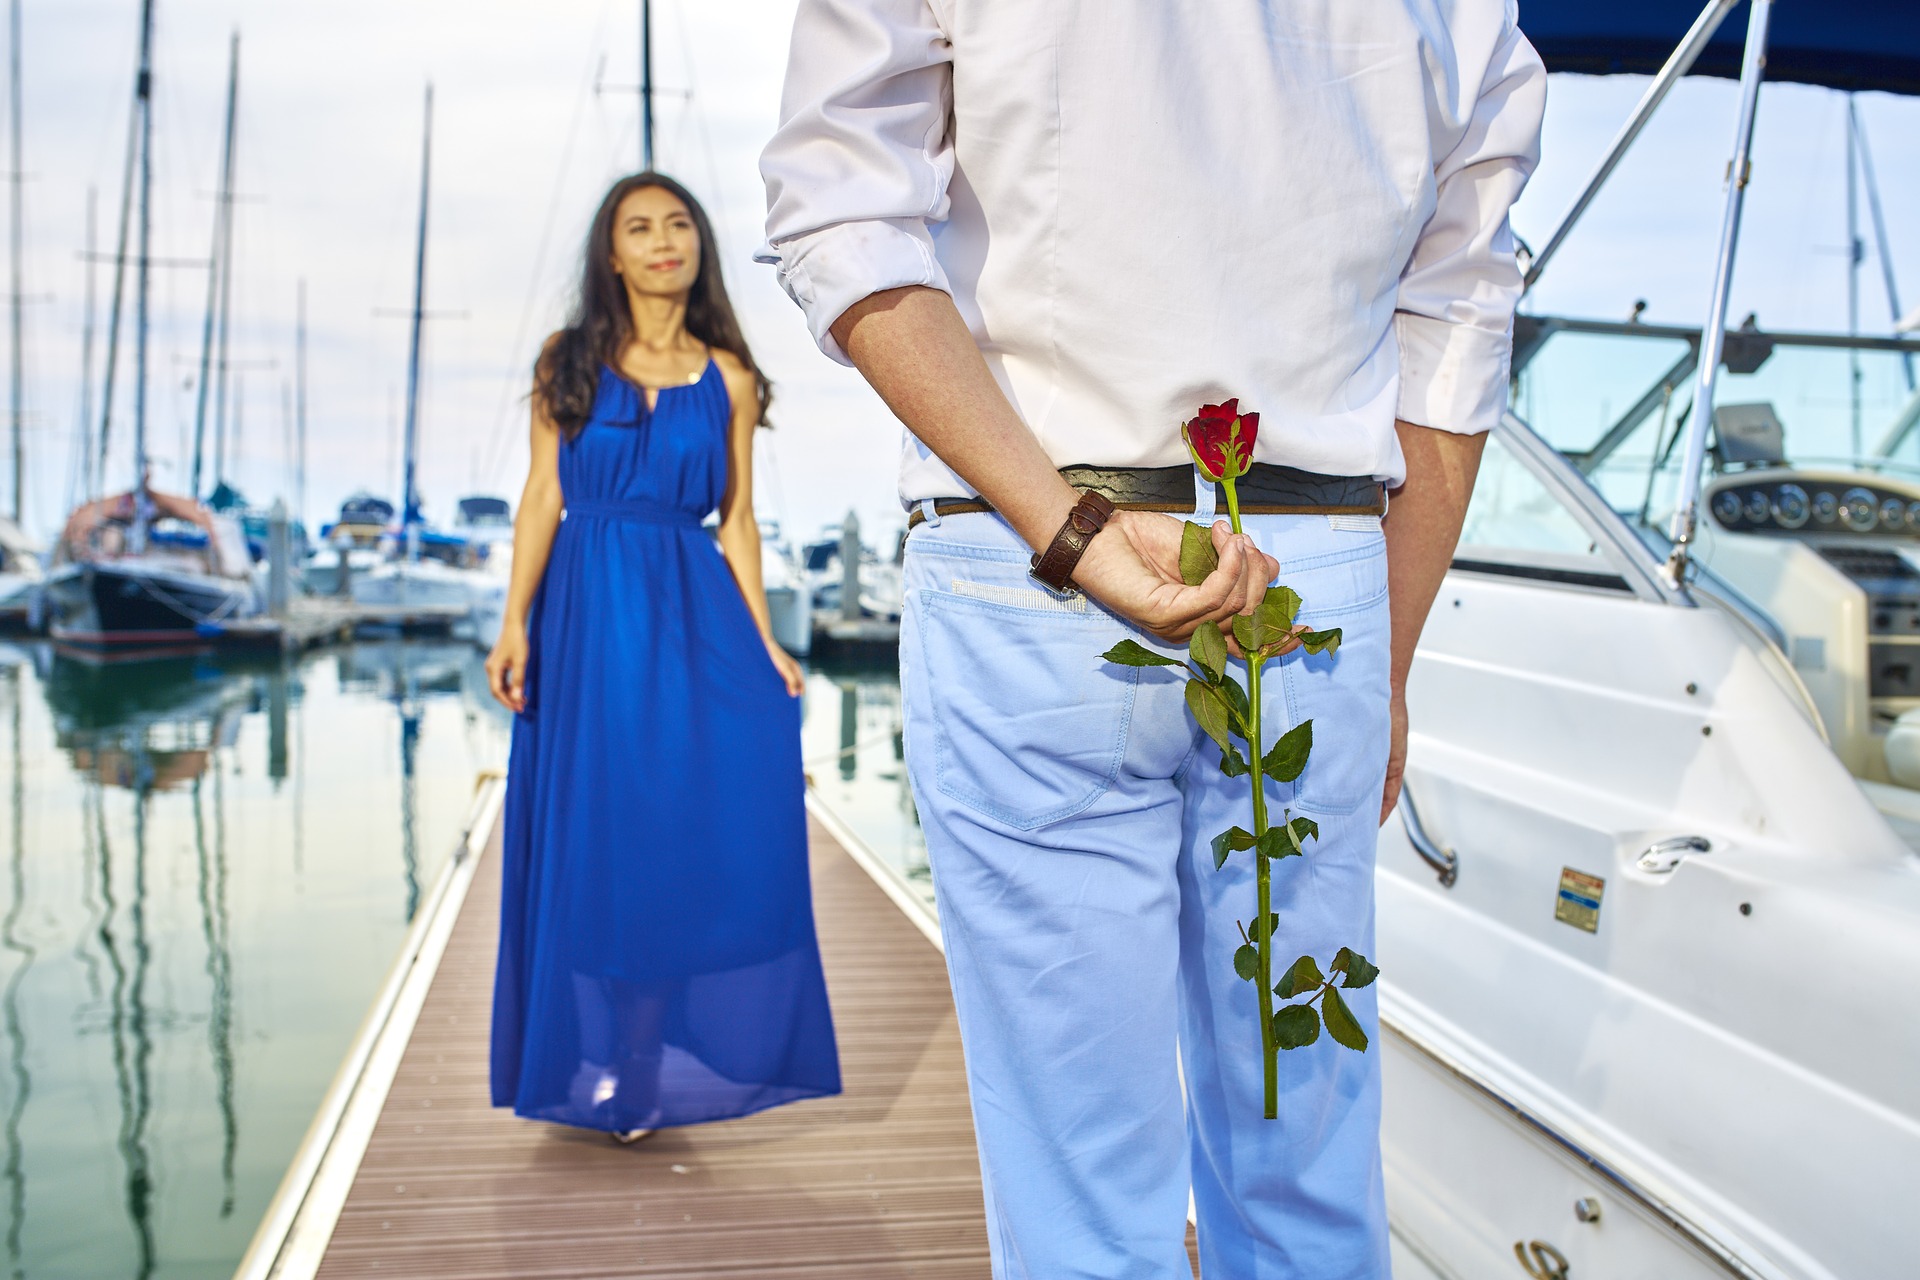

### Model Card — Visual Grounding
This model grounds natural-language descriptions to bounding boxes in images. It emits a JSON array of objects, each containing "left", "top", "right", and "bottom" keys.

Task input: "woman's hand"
[
  {"left": 764, "top": 634, "right": 806, "bottom": 697},
  {"left": 486, "top": 622, "right": 531, "bottom": 713}
]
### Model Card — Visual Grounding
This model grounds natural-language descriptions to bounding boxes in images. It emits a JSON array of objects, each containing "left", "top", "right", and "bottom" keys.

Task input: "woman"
[{"left": 485, "top": 172, "right": 840, "bottom": 1139}]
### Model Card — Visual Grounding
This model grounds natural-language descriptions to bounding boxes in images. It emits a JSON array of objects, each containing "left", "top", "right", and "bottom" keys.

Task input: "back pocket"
[{"left": 916, "top": 584, "right": 1140, "bottom": 830}]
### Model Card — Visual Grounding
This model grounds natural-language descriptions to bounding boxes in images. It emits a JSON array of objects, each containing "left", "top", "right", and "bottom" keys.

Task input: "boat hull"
[{"left": 47, "top": 562, "right": 258, "bottom": 651}]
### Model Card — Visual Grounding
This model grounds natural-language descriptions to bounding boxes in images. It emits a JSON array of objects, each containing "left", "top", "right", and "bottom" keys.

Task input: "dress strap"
[{"left": 566, "top": 498, "right": 704, "bottom": 527}]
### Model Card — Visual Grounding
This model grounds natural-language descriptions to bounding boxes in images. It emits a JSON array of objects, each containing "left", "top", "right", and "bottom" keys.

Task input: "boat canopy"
[{"left": 1523, "top": 0, "right": 1920, "bottom": 96}]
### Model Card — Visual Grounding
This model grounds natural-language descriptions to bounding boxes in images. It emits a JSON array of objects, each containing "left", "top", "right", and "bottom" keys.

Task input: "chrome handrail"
[{"left": 1399, "top": 784, "right": 1457, "bottom": 888}]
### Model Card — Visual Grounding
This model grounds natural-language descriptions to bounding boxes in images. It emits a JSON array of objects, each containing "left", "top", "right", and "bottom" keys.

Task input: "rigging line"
[
  {"left": 475, "top": 0, "right": 615, "bottom": 488},
  {"left": 669, "top": 0, "right": 736, "bottom": 251}
]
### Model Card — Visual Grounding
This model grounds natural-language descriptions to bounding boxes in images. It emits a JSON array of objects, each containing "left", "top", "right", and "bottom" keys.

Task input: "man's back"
[{"left": 761, "top": 0, "right": 1543, "bottom": 496}]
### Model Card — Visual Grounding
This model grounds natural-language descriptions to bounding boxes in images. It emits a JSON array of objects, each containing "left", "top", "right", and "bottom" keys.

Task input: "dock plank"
[{"left": 312, "top": 813, "right": 995, "bottom": 1278}]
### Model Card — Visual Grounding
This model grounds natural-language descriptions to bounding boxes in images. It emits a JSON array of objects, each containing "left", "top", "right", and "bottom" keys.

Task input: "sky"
[{"left": 8, "top": 0, "right": 1919, "bottom": 548}]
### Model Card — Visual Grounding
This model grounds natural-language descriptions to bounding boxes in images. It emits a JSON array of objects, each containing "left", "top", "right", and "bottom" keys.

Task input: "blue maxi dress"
[{"left": 490, "top": 361, "right": 841, "bottom": 1131}]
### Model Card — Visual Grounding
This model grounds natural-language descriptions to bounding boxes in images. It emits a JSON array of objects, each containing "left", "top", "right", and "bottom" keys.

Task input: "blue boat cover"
[{"left": 1522, "top": 1, "right": 1920, "bottom": 96}]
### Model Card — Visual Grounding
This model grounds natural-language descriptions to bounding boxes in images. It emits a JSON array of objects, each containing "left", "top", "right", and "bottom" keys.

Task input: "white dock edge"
[
  {"left": 803, "top": 790, "right": 943, "bottom": 953},
  {"left": 231, "top": 772, "right": 506, "bottom": 1280}
]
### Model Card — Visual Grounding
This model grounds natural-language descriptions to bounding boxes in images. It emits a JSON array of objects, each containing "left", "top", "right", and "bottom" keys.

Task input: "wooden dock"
[{"left": 250, "top": 795, "right": 995, "bottom": 1278}]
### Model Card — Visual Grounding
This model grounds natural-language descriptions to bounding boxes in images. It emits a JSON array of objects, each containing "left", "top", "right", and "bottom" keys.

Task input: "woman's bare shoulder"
[{"left": 711, "top": 349, "right": 758, "bottom": 411}]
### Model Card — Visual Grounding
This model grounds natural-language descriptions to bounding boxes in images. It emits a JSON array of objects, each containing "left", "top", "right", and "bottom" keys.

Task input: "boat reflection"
[{"left": 0, "top": 640, "right": 509, "bottom": 1278}]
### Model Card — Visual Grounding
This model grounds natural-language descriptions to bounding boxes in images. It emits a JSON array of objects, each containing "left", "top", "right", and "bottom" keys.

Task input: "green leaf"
[
  {"left": 1257, "top": 586, "right": 1302, "bottom": 633},
  {"left": 1179, "top": 521, "right": 1219, "bottom": 586},
  {"left": 1219, "top": 676, "right": 1251, "bottom": 733},
  {"left": 1256, "top": 827, "right": 1303, "bottom": 860},
  {"left": 1288, "top": 815, "right": 1320, "bottom": 848},
  {"left": 1246, "top": 910, "right": 1280, "bottom": 943},
  {"left": 1189, "top": 622, "right": 1227, "bottom": 682},
  {"left": 1230, "top": 614, "right": 1256, "bottom": 655},
  {"left": 1275, "top": 954, "right": 1325, "bottom": 999},
  {"left": 1210, "top": 826, "right": 1256, "bottom": 869},
  {"left": 1103, "top": 638, "right": 1184, "bottom": 668},
  {"left": 1298, "top": 628, "right": 1342, "bottom": 656},
  {"left": 1271, "top": 1003, "right": 1321, "bottom": 1051},
  {"left": 1232, "top": 944, "right": 1259, "bottom": 982},
  {"left": 1323, "top": 985, "right": 1369, "bottom": 1052},
  {"left": 1219, "top": 747, "right": 1251, "bottom": 778},
  {"left": 1187, "top": 680, "right": 1233, "bottom": 752},
  {"left": 1332, "top": 947, "right": 1380, "bottom": 990},
  {"left": 1261, "top": 719, "right": 1312, "bottom": 782}
]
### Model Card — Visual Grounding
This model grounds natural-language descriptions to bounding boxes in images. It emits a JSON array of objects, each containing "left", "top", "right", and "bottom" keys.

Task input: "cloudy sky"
[{"left": 10, "top": 0, "right": 1919, "bottom": 546}]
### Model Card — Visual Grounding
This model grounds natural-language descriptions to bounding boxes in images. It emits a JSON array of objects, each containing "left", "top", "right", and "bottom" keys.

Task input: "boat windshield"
[
  {"left": 1511, "top": 315, "right": 1920, "bottom": 807},
  {"left": 1512, "top": 317, "right": 1920, "bottom": 527}
]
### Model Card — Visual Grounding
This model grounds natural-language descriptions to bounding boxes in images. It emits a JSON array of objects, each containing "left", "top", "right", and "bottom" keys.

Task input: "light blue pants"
[{"left": 900, "top": 506, "right": 1392, "bottom": 1279}]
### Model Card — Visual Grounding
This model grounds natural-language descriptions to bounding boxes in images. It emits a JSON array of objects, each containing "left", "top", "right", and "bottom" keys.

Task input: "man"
[{"left": 759, "top": 2, "right": 1544, "bottom": 1275}]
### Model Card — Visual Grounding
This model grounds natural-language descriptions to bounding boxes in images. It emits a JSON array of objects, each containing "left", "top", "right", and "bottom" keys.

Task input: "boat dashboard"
[{"left": 1706, "top": 470, "right": 1920, "bottom": 539}]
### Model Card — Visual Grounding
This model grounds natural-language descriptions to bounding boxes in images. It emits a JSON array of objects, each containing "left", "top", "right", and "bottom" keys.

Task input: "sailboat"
[
  {"left": 46, "top": 13, "right": 260, "bottom": 654},
  {"left": 1371, "top": 6, "right": 1920, "bottom": 1279},
  {"left": 351, "top": 88, "right": 482, "bottom": 628}
]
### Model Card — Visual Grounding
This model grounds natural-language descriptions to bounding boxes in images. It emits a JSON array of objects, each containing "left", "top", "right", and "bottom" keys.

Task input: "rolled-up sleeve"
[
  {"left": 757, "top": 0, "right": 955, "bottom": 364},
  {"left": 1393, "top": 10, "right": 1546, "bottom": 434}
]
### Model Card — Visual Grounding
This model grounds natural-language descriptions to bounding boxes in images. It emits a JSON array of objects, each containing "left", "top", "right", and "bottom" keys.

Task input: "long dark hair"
[{"left": 535, "top": 172, "right": 772, "bottom": 436}]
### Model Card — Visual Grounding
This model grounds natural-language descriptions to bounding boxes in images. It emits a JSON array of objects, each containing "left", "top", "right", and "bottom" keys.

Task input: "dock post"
[
  {"left": 840, "top": 509, "right": 861, "bottom": 622},
  {"left": 267, "top": 500, "right": 292, "bottom": 618}
]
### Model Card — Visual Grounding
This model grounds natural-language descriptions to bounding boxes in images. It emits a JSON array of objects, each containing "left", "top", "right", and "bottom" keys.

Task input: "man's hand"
[
  {"left": 1380, "top": 689, "right": 1408, "bottom": 825},
  {"left": 1073, "top": 510, "right": 1278, "bottom": 642}
]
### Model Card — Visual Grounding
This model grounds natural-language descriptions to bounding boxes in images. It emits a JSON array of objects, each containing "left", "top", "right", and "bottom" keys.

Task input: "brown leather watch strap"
[{"left": 1029, "top": 490, "right": 1115, "bottom": 593}]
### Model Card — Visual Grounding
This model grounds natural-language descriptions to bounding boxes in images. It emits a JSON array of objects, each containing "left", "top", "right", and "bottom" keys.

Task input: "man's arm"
[
  {"left": 1379, "top": 421, "right": 1484, "bottom": 823},
  {"left": 1379, "top": 15, "right": 1545, "bottom": 822},
  {"left": 831, "top": 286, "right": 1278, "bottom": 642}
]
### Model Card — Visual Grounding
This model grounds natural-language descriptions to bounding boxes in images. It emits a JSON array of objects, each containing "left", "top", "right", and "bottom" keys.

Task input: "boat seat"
[{"left": 1883, "top": 707, "right": 1920, "bottom": 790}]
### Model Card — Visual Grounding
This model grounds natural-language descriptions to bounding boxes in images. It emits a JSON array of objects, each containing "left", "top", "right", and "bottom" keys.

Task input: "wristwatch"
[{"left": 1030, "top": 490, "right": 1115, "bottom": 593}]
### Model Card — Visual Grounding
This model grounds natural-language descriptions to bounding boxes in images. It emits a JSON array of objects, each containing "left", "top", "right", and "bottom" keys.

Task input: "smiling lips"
[{"left": 647, "top": 259, "right": 683, "bottom": 272}]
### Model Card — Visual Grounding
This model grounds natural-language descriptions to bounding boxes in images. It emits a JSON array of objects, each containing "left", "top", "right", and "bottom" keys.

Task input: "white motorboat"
[
  {"left": 0, "top": 516, "right": 44, "bottom": 624},
  {"left": 1375, "top": 6, "right": 1920, "bottom": 1279},
  {"left": 760, "top": 519, "right": 812, "bottom": 657}
]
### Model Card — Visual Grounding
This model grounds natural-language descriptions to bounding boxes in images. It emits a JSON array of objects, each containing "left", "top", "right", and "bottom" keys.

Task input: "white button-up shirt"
[{"left": 758, "top": 0, "right": 1546, "bottom": 499}]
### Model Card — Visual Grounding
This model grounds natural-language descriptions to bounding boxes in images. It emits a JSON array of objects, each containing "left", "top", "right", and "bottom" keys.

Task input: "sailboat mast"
[
  {"left": 295, "top": 277, "right": 305, "bottom": 527},
  {"left": 1849, "top": 102, "right": 1915, "bottom": 393},
  {"left": 400, "top": 85, "right": 431, "bottom": 539},
  {"left": 71, "top": 186, "right": 95, "bottom": 511},
  {"left": 640, "top": 0, "right": 654, "bottom": 171},
  {"left": 192, "top": 32, "right": 238, "bottom": 501},
  {"left": 8, "top": 0, "right": 22, "bottom": 523},
  {"left": 1846, "top": 99, "right": 1862, "bottom": 460},
  {"left": 131, "top": 0, "right": 154, "bottom": 542},
  {"left": 94, "top": 78, "right": 137, "bottom": 499}
]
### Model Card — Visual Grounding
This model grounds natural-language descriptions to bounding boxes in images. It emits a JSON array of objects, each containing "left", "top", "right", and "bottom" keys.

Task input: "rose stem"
[{"left": 1223, "top": 471, "right": 1278, "bottom": 1120}]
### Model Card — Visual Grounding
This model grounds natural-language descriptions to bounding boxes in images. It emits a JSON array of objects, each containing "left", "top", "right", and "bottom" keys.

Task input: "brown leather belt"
[{"left": 906, "top": 463, "right": 1385, "bottom": 529}]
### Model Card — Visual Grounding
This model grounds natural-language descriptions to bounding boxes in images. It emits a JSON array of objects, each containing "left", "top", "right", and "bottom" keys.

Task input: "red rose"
[{"left": 1182, "top": 399, "right": 1259, "bottom": 483}]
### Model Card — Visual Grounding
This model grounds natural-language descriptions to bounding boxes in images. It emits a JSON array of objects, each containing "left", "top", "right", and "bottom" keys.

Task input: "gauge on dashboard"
[
  {"left": 1744, "top": 490, "right": 1771, "bottom": 523},
  {"left": 1712, "top": 490, "right": 1744, "bottom": 526},
  {"left": 1773, "top": 484, "right": 1810, "bottom": 529},
  {"left": 1842, "top": 488, "right": 1880, "bottom": 532},
  {"left": 1907, "top": 501, "right": 1920, "bottom": 532},
  {"left": 1882, "top": 496, "right": 1909, "bottom": 530},
  {"left": 1814, "top": 490, "right": 1839, "bottom": 523}
]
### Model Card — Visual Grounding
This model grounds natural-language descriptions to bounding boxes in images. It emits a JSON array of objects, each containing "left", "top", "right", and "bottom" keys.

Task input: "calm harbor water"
[{"left": 0, "top": 636, "right": 916, "bottom": 1279}]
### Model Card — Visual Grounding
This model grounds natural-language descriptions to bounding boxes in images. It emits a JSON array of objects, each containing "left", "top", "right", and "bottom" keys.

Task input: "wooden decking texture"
[{"left": 312, "top": 814, "right": 992, "bottom": 1278}]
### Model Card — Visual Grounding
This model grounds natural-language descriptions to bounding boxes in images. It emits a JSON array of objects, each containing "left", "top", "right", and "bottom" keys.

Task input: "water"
[
  {"left": 796, "top": 663, "right": 930, "bottom": 911},
  {"left": 0, "top": 639, "right": 510, "bottom": 1280},
  {"left": 0, "top": 635, "right": 920, "bottom": 1279}
]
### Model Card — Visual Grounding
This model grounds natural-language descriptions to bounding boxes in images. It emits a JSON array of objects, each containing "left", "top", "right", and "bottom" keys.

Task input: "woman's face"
[{"left": 609, "top": 185, "right": 701, "bottom": 299}]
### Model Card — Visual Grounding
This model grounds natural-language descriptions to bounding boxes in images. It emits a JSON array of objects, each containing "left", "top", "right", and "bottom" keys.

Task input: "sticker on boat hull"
[{"left": 1555, "top": 868, "right": 1605, "bottom": 933}]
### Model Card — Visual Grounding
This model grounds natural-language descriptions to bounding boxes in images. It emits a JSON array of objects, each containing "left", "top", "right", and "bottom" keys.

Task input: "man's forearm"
[
  {"left": 1384, "top": 421, "right": 1486, "bottom": 693},
  {"left": 830, "top": 286, "right": 1079, "bottom": 552}
]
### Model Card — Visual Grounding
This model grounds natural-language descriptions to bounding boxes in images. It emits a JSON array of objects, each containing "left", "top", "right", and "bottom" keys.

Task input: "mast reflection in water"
[{"left": 0, "top": 639, "right": 507, "bottom": 1278}]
